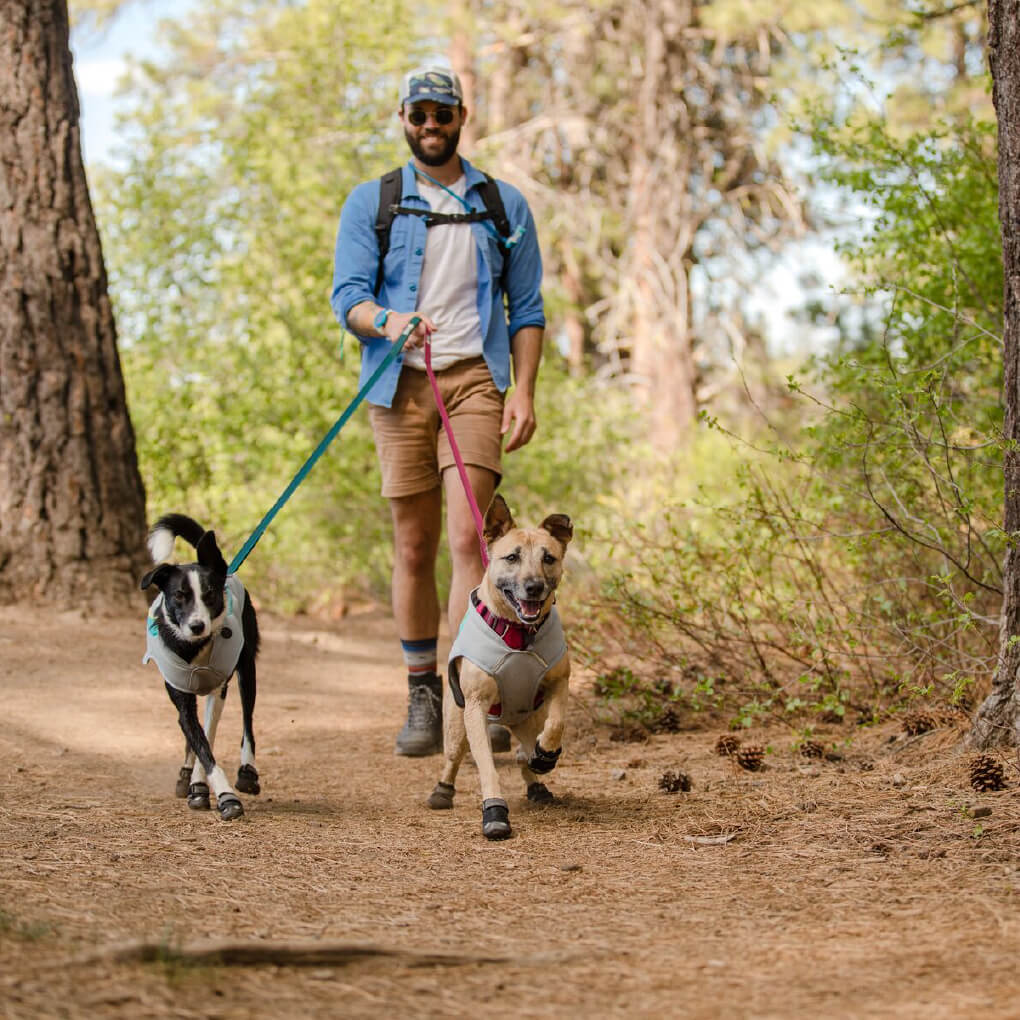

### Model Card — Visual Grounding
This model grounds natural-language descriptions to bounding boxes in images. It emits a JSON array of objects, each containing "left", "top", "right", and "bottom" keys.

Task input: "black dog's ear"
[
  {"left": 540, "top": 514, "right": 573, "bottom": 549},
  {"left": 140, "top": 563, "right": 175, "bottom": 591},
  {"left": 196, "top": 530, "right": 228, "bottom": 576},
  {"left": 483, "top": 494, "right": 515, "bottom": 545}
]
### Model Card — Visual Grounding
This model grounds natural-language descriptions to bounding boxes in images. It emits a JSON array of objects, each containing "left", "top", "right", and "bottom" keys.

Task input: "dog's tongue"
[{"left": 520, "top": 600, "right": 543, "bottom": 619}]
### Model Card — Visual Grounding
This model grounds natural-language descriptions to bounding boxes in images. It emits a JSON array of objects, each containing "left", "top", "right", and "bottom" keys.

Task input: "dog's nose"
[
  {"left": 524, "top": 579, "right": 545, "bottom": 599},
  {"left": 189, "top": 622, "right": 206, "bottom": 635}
]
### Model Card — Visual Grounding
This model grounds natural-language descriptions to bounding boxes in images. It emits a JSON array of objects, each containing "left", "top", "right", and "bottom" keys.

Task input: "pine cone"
[
  {"left": 902, "top": 710, "right": 938, "bottom": 736},
  {"left": 658, "top": 769, "right": 693, "bottom": 793},
  {"left": 715, "top": 734, "right": 741, "bottom": 757},
  {"left": 969, "top": 754, "right": 1006, "bottom": 792},
  {"left": 655, "top": 706, "right": 682, "bottom": 734},
  {"left": 735, "top": 744, "right": 766, "bottom": 771},
  {"left": 799, "top": 739, "right": 825, "bottom": 759}
]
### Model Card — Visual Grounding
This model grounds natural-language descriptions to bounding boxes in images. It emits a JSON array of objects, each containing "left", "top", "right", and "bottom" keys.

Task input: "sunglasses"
[{"left": 406, "top": 107, "right": 456, "bottom": 126}]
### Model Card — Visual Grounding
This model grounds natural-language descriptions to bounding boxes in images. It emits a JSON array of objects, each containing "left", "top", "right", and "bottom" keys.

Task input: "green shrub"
[{"left": 579, "top": 113, "right": 1003, "bottom": 732}]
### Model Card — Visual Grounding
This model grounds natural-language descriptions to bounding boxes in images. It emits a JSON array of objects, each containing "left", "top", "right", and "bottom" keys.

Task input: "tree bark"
[
  {"left": 624, "top": 0, "right": 697, "bottom": 445},
  {"left": 449, "top": 2, "right": 477, "bottom": 153},
  {"left": 970, "top": 0, "right": 1020, "bottom": 746},
  {"left": 0, "top": 0, "right": 148, "bottom": 608},
  {"left": 559, "top": 239, "right": 587, "bottom": 376}
]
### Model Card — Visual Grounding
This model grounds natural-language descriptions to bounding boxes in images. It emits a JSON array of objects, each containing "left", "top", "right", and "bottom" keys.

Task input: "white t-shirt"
[{"left": 402, "top": 174, "right": 485, "bottom": 371}]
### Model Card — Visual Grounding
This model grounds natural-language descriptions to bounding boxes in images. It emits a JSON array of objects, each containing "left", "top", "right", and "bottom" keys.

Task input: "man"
[{"left": 330, "top": 66, "right": 546, "bottom": 756}]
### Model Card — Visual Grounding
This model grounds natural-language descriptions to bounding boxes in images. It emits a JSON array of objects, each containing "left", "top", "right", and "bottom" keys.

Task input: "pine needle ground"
[{"left": 1, "top": 604, "right": 1019, "bottom": 1018}]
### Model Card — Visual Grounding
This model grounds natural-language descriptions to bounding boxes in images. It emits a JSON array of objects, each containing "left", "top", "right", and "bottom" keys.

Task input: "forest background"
[{"left": 73, "top": 0, "right": 1001, "bottom": 742}]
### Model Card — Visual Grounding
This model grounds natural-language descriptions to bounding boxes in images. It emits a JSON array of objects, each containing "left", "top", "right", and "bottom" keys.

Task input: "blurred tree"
[
  {"left": 878, "top": 0, "right": 989, "bottom": 130},
  {"left": 83, "top": 0, "right": 1001, "bottom": 618},
  {"left": 94, "top": 0, "right": 635, "bottom": 608},
  {"left": 0, "top": 0, "right": 147, "bottom": 607},
  {"left": 460, "top": 0, "right": 807, "bottom": 444},
  {"left": 971, "top": 0, "right": 1020, "bottom": 748},
  {"left": 91, "top": 0, "right": 416, "bottom": 605}
]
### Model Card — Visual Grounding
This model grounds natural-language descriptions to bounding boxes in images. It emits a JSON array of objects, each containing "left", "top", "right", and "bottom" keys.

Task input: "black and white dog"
[{"left": 140, "top": 514, "right": 261, "bottom": 821}]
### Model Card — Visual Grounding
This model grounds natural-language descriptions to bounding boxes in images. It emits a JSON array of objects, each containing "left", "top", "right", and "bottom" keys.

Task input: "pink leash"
[{"left": 423, "top": 336, "right": 489, "bottom": 567}]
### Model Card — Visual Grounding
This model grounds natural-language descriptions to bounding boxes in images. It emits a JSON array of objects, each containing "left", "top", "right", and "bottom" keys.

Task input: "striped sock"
[{"left": 401, "top": 638, "right": 438, "bottom": 682}]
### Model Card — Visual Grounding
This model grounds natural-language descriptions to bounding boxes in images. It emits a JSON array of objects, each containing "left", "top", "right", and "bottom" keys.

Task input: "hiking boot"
[
  {"left": 395, "top": 674, "right": 443, "bottom": 757},
  {"left": 488, "top": 723, "right": 512, "bottom": 753}
]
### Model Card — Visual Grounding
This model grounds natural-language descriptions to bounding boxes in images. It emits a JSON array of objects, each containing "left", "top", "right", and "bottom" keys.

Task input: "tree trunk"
[
  {"left": 970, "top": 0, "right": 1020, "bottom": 747},
  {"left": 0, "top": 0, "right": 148, "bottom": 608},
  {"left": 559, "top": 239, "right": 587, "bottom": 376},
  {"left": 625, "top": 0, "right": 697, "bottom": 445},
  {"left": 449, "top": 4, "right": 477, "bottom": 153}
]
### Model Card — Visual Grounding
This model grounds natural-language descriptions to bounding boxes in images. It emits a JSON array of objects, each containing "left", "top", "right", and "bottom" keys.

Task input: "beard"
[{"left": 405, "top": 125, "right": 461, "bottom": 167}]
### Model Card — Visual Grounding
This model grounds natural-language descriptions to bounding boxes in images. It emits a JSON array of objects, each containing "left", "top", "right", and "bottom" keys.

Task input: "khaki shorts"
[{"left": 368, "top": 357, "right": 505, "bottom": 498}]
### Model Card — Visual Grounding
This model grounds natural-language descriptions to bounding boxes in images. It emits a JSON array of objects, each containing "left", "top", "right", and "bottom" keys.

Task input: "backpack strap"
[
  {"left": 373, "top": 168, "right": 403, "bottom": 296},
  {"left": 373, "top": 167, "right": 513, "bottom": 298},
  {"left": 389, "top": 206, "right": 498, "bottom": 227},
  {"left": 477, "top": 174, "right": 513, "bottom": 295},
  {"left": 476, "top": 173, "right": 511, "bottom": 243}
]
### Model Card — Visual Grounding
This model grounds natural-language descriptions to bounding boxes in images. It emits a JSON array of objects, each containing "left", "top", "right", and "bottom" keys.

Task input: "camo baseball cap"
[{"left": 401, "top": 66, "right": 463, "bottom": 107}]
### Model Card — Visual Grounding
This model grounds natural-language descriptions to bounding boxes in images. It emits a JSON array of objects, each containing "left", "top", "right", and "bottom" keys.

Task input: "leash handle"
[
  {"left": 423, "top": 336, "right": 489, "bottom": 568},
  {"left": 228, "top": 316, "right": 422, "bottom": 574}
]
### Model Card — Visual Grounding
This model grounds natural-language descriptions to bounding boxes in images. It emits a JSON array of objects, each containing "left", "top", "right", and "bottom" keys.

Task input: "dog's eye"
[
  {"left": 202, "top": 591, "right": 216, "bottom": 607},
  {"left": 542, "top": 550, "right": 558, "bottom": 565},
  {"left": 503, "top": 552, "right": 520, "bottom": 564},
  {"left": 172, "top": 591, "right": 187, "bottom": 604}
]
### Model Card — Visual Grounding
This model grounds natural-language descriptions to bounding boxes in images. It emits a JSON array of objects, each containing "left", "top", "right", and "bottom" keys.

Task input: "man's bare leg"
[
  {"left": 443, "top": 466, "right": 510, "bottom": 751},
  {"left": 443, "top": 465, "right": 497, "bottom": 631},
  {"left": 390, "top": 487, "right": 444, "bottom": 755}
]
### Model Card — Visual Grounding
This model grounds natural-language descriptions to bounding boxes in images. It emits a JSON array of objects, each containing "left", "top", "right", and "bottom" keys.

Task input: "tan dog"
[{"left": 427, "top": 495, "right": 573, "bottom": 840}]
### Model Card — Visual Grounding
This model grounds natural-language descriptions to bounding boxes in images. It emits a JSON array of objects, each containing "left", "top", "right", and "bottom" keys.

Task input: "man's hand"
[
  {"left": 384, "top": 311, "right": 434, "bottom": 349},
  {"left": 503, "top": 325, "right": 542, "bottom": 453},
  {"left": 501, "top": 387, "right": 536, "bottom": 453},
  {"left": 346, "top": 302, "right": 435, "bottom": 349}
]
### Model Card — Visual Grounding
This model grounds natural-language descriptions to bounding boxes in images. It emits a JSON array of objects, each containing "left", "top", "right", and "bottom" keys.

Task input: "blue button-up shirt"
[{"left": 330, "top": 158, "right": 545, "bottom": 408}]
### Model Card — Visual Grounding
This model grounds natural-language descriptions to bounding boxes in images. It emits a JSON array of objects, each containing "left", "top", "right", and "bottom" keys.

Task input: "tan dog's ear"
[
  {"left": 483, "top": 494, "right": 515, "bottom": 545},
  {"left": 540, "top": 514, "right": 573, "bottom": 549}
]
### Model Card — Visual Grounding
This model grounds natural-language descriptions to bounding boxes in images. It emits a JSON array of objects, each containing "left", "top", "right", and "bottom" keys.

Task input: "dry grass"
[{"left": 1, "top": 604, "right": 1019, "bottom": 1018}]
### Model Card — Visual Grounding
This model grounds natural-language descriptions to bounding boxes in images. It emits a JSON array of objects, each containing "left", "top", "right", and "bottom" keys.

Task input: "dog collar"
[{"left": 470, "top": 589, "right": 547, "bottom": 650}]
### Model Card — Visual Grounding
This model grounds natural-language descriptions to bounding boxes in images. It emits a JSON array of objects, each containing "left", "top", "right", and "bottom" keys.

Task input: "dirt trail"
[{"left": 1, "top": 603, "right": 1019, "bottom": 1019}]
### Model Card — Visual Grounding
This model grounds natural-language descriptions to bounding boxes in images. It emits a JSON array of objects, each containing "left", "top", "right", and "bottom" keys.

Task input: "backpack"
[{"left": 373, "top": 168, "right": 513, "bottom": 296}]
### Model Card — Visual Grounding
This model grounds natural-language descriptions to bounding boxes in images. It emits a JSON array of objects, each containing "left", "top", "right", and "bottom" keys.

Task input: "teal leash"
[{"left": 227, "top": 315, "right": 421, "bottom": 574}]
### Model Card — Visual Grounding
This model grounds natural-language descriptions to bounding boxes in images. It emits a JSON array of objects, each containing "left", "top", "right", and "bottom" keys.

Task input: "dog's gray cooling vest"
[
  {"left": 449, "top": 594, "right": 566, "bottom": 726},
  {"left": 142, "top": 574, "right": 246, "bottom": 695}
]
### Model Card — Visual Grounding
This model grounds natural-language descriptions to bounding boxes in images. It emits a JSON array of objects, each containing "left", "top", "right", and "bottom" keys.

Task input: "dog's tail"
[{"left": 148, "top": 513, "right": 207, "bottom": 563}]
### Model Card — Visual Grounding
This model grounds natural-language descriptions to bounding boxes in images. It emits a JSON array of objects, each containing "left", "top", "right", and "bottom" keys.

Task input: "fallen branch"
[{"left": 75, "top": 939, "right": 511, "bottom": 969}]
